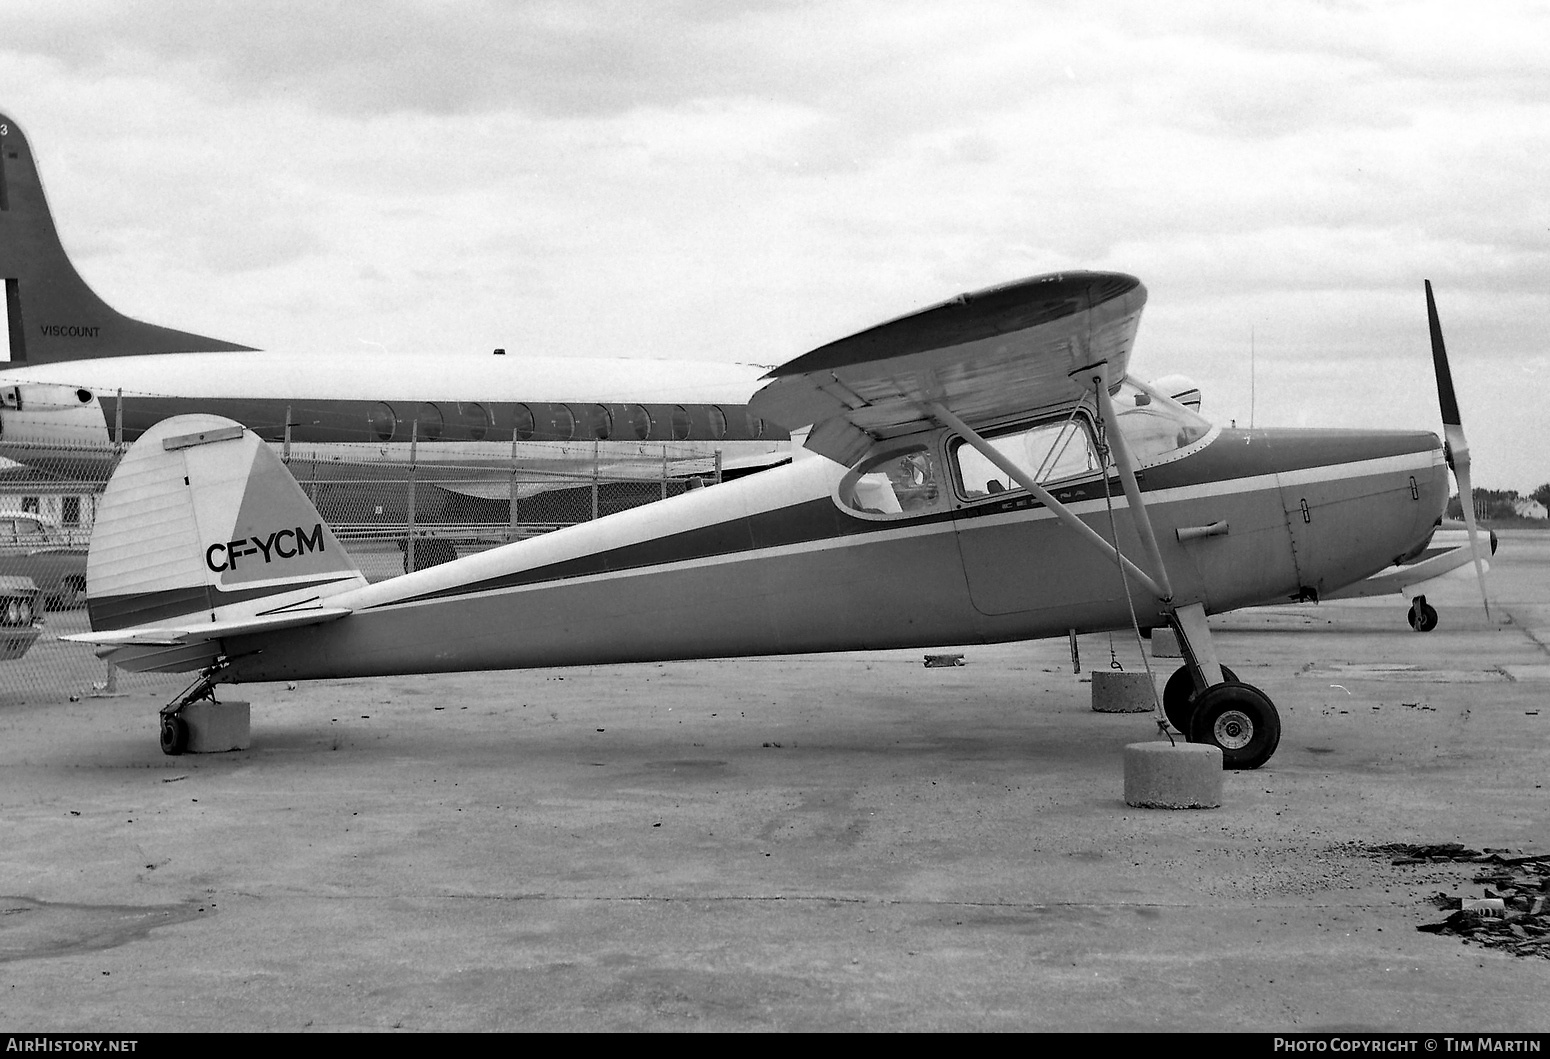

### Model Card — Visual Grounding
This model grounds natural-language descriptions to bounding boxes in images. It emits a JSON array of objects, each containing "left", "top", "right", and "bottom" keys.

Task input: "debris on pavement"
[{"left": 1373, "top": 843, "right": 1550, "bottom": 959}]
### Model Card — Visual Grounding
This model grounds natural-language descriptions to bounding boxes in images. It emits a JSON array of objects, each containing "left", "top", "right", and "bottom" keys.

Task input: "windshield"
[{"left": 1111, "top": 377, "right": 1215, "bottom": 467}]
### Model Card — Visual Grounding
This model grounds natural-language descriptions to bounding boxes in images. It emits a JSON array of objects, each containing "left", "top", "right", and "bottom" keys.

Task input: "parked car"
[
  {"left": 0, "top": 512, "right": 88, "bottom": 609},
  {"left": 0, "top": 575, "right": 43, "bottom": 660}
]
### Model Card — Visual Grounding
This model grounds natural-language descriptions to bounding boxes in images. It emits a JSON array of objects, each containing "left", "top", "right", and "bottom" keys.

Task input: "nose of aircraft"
[{"left": 1269, "top": 427, "right": 1448, "bottom": 597}]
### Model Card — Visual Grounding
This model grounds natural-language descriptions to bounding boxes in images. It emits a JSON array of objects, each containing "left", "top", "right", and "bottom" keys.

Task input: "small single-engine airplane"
[
  {"left": 0, "top": 111, "right": 787, "bottom": 488},
  {"left": 66, "top": 271, "right": 1489, "bottom": 771}
]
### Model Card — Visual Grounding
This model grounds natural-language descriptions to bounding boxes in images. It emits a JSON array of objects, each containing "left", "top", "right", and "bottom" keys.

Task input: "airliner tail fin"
[{"left": 1, "top": 112, "right": 254, "bottom": 365}]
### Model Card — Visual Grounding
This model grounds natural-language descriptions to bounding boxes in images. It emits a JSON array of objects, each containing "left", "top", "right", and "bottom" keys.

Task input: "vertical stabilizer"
[
  {"left": 86, "top": 415, "right": 367, "bottom": 633},
  {"left": 0, "top": 112, "right": 255, "bottom": 365}
]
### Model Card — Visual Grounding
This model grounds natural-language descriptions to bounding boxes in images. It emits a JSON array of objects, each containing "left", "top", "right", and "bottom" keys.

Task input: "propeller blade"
[{"left": 1425, "top": 280, "right": 1491, "bottom": 620}]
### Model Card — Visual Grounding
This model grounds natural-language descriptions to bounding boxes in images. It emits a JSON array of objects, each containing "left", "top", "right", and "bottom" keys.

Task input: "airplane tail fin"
[
  {"left": 0, "top": 112, "right": 255, "bottom": 365},
  {"left": 85, "top": 415, "right": 367, "bottom": 648}
]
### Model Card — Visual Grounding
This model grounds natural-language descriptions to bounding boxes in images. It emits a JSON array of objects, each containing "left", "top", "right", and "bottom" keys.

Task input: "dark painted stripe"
[
  {"left": 112, "top": 397, "right": 790, "bottom": 447},
  {"left": 383, "top": 426, "right": 1440, "bottom": 608},
  {"left": 89, "top": 576, "right": 359, "bottom": 631},
  {"left": 1138, "top": 428, "right": 1438, "bottom": 493},
  {"left": 387, "top": 497, "right": 856, "bottom": 605},
  {"left": 769, "top": 272, "right": 1141, "bottom": 378}
]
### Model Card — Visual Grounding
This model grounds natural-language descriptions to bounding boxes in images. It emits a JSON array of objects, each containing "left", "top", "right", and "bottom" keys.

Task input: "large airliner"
[{"left": 0, "top": 112, "right": 789, "bottom": 487}]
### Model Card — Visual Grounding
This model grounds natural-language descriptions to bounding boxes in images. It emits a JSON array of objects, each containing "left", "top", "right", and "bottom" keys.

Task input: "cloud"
[{"left": 2, "top": 1, "right": 1547, "bottom": 487}]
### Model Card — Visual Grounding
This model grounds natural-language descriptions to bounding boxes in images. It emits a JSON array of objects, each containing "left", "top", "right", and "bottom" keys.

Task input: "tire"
[
  {"left": 1407, "top": 600, "right": 1438, "bottom": 633},
  {"left": 1161, "top": 663, "right": 1238, "bottom": 733},
  {"left": 1188, "top": 681, "right": 1281, "bottom": 770},
  {"left": 159, "top": 716, "right": 189, "bottom": 756}
]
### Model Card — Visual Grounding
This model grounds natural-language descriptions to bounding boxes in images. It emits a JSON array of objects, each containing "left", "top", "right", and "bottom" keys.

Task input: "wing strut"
[
  {"left": 1089, "top": 372, "right": 1175, "bottom": 603},
  {"left": 924, "top": 401, "right": 1170, "bottom": 601}
]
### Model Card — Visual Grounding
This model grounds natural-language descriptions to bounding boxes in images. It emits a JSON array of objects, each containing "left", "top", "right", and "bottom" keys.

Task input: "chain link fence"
[{"left": 1, "top": 437, "right": 728, "bottom": 704}]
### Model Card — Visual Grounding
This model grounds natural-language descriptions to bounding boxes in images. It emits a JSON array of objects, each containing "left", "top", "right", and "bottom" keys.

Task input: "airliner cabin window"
[
  {"left": 512, "top": 403, "right": 535, "bottom": 441},
  {"left": 953, "top": 417, "right": 1098, "bottom": 498},
  {"left": 838, "top": 444, "right": 942, "bottom": 518},
  {"left": 626, "top": 405, "right": 652, "bottom": 440},
  {"left": 671, "top": 406, "right": 691, "bottom": 441},
  {"left": 369, "top": 403, "right": 397, "bottom": 442}
]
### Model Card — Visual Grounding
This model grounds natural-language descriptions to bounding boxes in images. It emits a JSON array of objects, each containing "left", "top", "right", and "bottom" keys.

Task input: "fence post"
[
  {"left": 282, "top": 404, "right": 292, "bottom": 465},
  {"left": 714, "top": 449, "right": 723, "bottom": 485},
  {"left": 661, "top": 445, "right": 669, "bottom": 501},
  {"left": 113, "top": 389, "right": 123, "bottom": 454},
  {"left": 509, "top": 430, "right": 520, "bottom": 543},
  {"left": 406, "top": 419, "right": 419, "bottom": 573},
  {"left": 591, "top": 438, "right": 600, "bottom": 521}
]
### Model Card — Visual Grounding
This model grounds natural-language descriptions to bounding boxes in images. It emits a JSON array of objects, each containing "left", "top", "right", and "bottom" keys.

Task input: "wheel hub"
[{"left": 1212, "top": 709, "right": 1255, "bottom": 750}]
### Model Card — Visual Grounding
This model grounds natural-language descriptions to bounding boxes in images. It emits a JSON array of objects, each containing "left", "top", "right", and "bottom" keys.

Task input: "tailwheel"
[
  {"left": 159, "top": 715, "right": 189, "bottom": 756},
  {"left": 1188, "top": 681, "right": 1281, "bottom": 770},
  {"left": 1407, "top": 595, "right": 1439, "bottom": 633},
  {"left": 1161, "top": 663, "right": 1238, "bottom": 734}
]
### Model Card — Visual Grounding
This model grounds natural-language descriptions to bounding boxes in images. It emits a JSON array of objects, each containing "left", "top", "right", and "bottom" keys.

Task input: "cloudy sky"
[{"left": 2, "top": 0, "right": 1545, "bottom": 489}]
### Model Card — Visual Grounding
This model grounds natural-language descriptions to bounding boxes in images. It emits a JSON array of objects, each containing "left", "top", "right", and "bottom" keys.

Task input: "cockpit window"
[
  {"left": 1111, "top": 378, "right": 1214, "bottom": 467},
  {"left": 838, "top": 443, "right": 943, "bottom": 518},
  {"left": 952, "top": 416, "right": 1099, "bottom": 498}
]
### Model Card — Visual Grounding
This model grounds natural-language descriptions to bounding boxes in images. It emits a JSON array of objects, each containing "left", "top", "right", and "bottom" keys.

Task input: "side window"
[
  {"left": 952, "top": 418, "right": 1098, "bottom": 498},
  {"left": 512, "top": 403, "right": 535, "bottom": 441},
  {"left": 838, "top": 444, "right": 943, "bottom": 518}
]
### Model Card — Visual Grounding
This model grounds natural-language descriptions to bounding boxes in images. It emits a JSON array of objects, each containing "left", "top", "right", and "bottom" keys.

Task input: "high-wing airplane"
[
  {"left": 0, "top": 112, "right": 787, "bottom": 487},
  {"left": 66, "top": 270, "right": 1488, "bottom": 772}
]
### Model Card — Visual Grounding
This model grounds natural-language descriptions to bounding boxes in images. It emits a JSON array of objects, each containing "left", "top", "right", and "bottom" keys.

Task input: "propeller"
[{"left": 1425, "top": 279, "right": 1491, "bottom": 621}]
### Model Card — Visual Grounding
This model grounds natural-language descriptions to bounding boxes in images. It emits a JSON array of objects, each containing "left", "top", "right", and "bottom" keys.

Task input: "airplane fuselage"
[
  {"left": 0, "top": 349, "right": 789, "bottom": 468},
  {"left": 200, "top": 423, "right": 1447, "bottom": 683}
]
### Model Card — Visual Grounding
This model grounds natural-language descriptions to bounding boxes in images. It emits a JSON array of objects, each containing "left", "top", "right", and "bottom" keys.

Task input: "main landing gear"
[
  {"left": 1161, "top": 603, "right": 1282, "bottom": 770},
  {"left": 1162, "top": 668, "right": 1281, "bottom": 771}
]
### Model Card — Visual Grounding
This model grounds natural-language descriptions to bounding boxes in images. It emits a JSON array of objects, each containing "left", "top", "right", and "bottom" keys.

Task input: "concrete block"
[
  {"left": 1123, "top": 741, "right": 1222, "bottom": 809},
  {"left": 1091, "top": 670, "right": 1154, "bottom": 713},
  {"left": 183, "top": 699, "right": 251, "bottom": 753},
  {"left": 1150, "top": 627, "right": 1182, "bottom": 657}
]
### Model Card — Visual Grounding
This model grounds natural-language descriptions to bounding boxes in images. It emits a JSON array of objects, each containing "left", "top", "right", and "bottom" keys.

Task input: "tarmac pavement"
[{"left": 0, "top": 532, "right": 1546, "bottom": 1032}]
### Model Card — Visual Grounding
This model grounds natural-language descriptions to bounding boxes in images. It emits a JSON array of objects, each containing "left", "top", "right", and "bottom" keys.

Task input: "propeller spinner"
[{"left": 1425, "top": 280, "right": 1492, "bottom": 621}]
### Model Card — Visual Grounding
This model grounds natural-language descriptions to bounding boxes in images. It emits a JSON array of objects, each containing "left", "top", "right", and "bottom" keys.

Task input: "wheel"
[
  {"left": 1188, "top": 681, "right": 1281, "bottom": 770},
  {"left": 1162, "top": 663, "right": 1238, "bottom": 733},
  {"left": 159, "top": 715, "right": 189, "bottom": 756},
  {"left": 1407, "top": 599, "right": 1438, "bottom": 633}
]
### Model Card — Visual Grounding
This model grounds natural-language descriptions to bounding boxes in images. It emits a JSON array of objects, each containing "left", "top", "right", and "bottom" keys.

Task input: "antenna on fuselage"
[{"left": 1249, "top": 326, "right": 1256, "bottom": 429}]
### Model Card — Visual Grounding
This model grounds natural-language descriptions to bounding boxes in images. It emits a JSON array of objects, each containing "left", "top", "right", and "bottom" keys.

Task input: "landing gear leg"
[
  {"left": 1164, "top": 602, "right": 1281, "bottom": 769},
  {"left": 157, "top": 658, "right": 229, "bottom": 757}
]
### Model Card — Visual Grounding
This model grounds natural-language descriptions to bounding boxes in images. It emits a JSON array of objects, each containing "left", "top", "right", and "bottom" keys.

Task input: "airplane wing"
[
  {"left": 64, "top": 607, "right": 353, "bottom": 647},
  {"left": 749, "top": 272, "right": 1146, "bottom": 464}
]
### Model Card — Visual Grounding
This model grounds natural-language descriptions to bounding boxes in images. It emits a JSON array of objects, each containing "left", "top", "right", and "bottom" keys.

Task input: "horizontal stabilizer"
[{"left": 65, "top": 606, "right": 352, "bottom": 647}]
